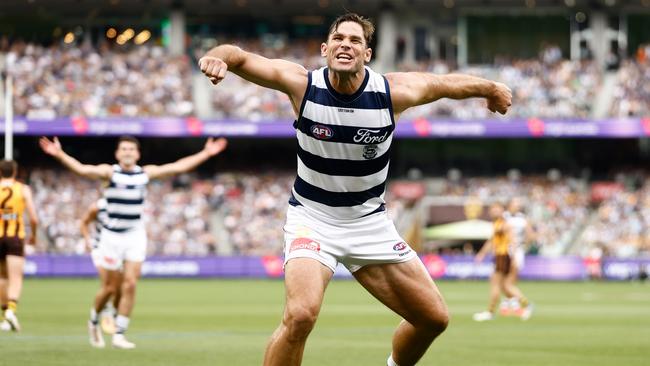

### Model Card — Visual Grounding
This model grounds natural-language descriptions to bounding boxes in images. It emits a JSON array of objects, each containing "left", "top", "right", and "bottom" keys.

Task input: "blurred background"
[{"left": 1, "top": 0, "right": 649, "bottom": 280}]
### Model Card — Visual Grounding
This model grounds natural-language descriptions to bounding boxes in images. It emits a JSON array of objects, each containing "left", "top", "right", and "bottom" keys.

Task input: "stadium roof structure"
[{"left": 1, "top": 0, "right": 649, "bottom": 19}]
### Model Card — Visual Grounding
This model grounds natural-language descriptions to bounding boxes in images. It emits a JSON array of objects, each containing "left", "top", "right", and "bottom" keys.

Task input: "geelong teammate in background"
[
  {"left": 473, "top": 203, "right": 533, "bottom": 322},
  {"left": 81, "top": 197, "right": 120, "bottom": 334},
  {"left": 501, "top": 197, "right": 535, "bottom": 316},
  {"left": 199, "top": 13, "right": 511, "bottom": 366},
  {"left": 40, "top": 136, "right": 227, "bottom": 349},
  {"left": 0, "top": 160, "right": 38, "bottom": 332}
]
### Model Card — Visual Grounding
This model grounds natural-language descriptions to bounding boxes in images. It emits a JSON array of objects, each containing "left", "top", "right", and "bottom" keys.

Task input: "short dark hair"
[
  {"left": 0, "top": 160, "right": 17, "bottom": 178},
  {"left": 116, "top": 135, "right": 140, "bottom": 150},
  {"left": 328, "top": 13, "right": 375, "bottom": 46}
]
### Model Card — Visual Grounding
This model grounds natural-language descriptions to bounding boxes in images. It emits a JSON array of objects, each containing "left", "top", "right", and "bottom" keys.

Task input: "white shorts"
[
  {"left": 513, "top": 246, "right": 526, "bottom": 269},
  {"left": 91, "top": 247, "right": 102, "bottom": 268},
  {"left": 283, "top": 205, "right": 417, "bottom": 273},
  {"left": 97, "top": 226, "right": 147, "bottom": 271}
]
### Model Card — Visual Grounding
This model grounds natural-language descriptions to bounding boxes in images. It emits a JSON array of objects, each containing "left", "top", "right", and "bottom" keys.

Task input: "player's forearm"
[
  {"left": 171, "top": 150, "right": 211, "bottom": 174},
  {"left": 30, "top": 220, "right": 38, "bottom": 242},
  {"left": 55, "top": 151, "right": 91, "bottom": 176},
  {"left": 204, "top": 44, "right": 246, "bottom": 70},
  {"left": 429, "top": 73, "right": 496, "bottom": 100}
]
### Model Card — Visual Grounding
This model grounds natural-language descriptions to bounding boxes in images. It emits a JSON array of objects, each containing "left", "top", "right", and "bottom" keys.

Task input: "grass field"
[{"left": 1, "top": 279, "right": 649, "bottom": 365}]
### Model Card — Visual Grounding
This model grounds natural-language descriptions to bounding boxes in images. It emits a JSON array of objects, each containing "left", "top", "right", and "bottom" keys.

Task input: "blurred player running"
[
  {"left": 0, "top": 160, "right": 39, "bottom": 332},
  {"left": 81, "top": 197, "right": 120, "bottom": 334},
  {"left": 473, "top": 203, "right": 533, "bottom": 322},
  {"left": 501, "top": 197, "right": 535, "bottom": 316},
  {"left": 200, "top": 12, "right": 511, "bottom": 366},
  {"left": 40, "top": 135, "right": 227, "bottom": 349}
]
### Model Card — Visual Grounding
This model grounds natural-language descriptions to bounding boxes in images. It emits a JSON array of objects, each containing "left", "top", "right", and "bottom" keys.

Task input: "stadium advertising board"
[
  {"left": 21, "top": 255, "right": 650, "bottom": 280},
  {"left": 3, "top": 117, "right": 649, "bottom": 138}
]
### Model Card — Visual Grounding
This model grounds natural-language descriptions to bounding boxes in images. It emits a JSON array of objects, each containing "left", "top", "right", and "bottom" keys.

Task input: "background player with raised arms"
[
  {"left": 39, "top": 135, "right": 227, "bottom": 349},
  {"left": 199, "top": 12, "right": 511, "bottom": 366}
]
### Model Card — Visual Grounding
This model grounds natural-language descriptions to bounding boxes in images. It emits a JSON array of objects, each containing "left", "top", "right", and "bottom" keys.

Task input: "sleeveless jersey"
[
  {"left": 290, "top": 66, "right": 395, "bottom": 220},
  {"left": 492, "top": 217, "right": 511, "bottom": 255},
  {"left": 503, "top": 211, "right": 527, "bottom": 248},
  {"left": 102, "top": 165, "right": 148, "bottom": 232},
  {"left": 0, "top": 181, "right": 26, "bottom": 239},
  {"left": 91, "top": 198, "right": 108, "bottom": 249}
]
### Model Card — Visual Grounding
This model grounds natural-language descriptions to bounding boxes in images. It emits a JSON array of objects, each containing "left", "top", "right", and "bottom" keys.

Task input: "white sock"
[
  {"left": 90, "top": 308, "right": 99, "bottom": 324},
  {"left": 387, "top": 354, "right": 399, "bottom": 366},
  {"left": 115, "top": 315, "right": 130, "bottom": 334}
]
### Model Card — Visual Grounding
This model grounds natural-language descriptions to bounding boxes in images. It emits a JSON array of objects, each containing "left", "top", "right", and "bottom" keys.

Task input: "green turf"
[{"left": 1, "top": 279, "right": 649, "bottom": 365}]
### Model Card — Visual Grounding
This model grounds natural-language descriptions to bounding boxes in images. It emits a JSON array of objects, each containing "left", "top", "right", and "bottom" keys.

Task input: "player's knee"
[
  {"left": 284, "top": 305, "right": 319, "bottom": 340},
  {"left": 103, "top": 282, "right": 118, "bottom": 296},
  {"left": 121, "top": 278, "right": 137, "bottom": 294},
  {"left": 419, "top": 306, "right": 449, "bottom": 335}
]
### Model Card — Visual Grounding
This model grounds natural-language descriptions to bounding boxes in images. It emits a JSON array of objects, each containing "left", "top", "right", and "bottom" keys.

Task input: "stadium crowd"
[
  {"left": 0, "top": 39, "right": 623, "bottom": 121},
  {"left": 1, "top": 41, "right": 194, "bottom": 119},
  {"left": 438, "top": 175, "right": 592, "bottom": 256},
  {"left": 610, "top": 58, "right": 650, "bottom": 118},
  {"left": 25, "top": 168, "right": 650, "bottom": 258},
  {"left": 579, "top": 178, "right": 650, "bottom": 258}
]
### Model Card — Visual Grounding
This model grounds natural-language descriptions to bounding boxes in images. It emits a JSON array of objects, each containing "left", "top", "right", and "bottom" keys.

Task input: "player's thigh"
[
  {"left": 121, "top": 260, "right": 143, "bottom": 284},
  {"left": 283, "top": 258, "right": 333, "bottom": 316},
  {"left": 5, "top": 255, "right": 25, "bottom": 280},
  {"left": 353, "top": 257, "right": 447, "bottom": 325}
]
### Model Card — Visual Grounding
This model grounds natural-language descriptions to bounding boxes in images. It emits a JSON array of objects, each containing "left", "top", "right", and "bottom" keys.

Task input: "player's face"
[
  {"left": 322, "top": 21, "right": 372, "bottom": 74},
  {"left": 115, "top": 141, "right": 140, "bottom": 166},
  {"left": 489, "top": 204, "right": 504, "bottom": 219},
  {"left": 508, "top": 198, "right": 522, "bottom": 213}
]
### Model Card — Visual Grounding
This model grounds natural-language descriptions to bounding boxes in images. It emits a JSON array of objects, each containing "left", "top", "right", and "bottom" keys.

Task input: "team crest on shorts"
[
  {"left": 363, "top": 144, "right": 378, "bottom": 159},
  {"left": 290, "top": 237, "right": 321, "bottom": 252}
]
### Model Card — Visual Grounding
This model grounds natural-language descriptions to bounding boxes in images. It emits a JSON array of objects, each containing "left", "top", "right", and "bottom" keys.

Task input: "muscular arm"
[
  {"left": 385, "top": 72, "right": 512, "bottom": 119},
  {"left": 39, "top": 137, "right": 112, "bottom": 180},
  {"left": 22, "top": 185, "right": 39, "bottom": 245},
  {"left": 199, "top": 45, "right": 309, "bottom": 117},
  {"left": 144, "top": 137, "right": 227, "bottom": 180},
  {"left": 80, "top": 203, "right": 99, "bottom": 248}
]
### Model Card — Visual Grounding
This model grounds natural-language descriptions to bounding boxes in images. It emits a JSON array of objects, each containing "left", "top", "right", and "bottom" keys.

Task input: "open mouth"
[{"left": 336, "top": 54, "right": 353, "bottom": 61}]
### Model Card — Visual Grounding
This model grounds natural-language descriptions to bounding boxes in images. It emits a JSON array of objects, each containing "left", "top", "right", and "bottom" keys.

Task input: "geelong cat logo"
[{"left": 311, "top": 125, "right": 333, "bottom": 140}]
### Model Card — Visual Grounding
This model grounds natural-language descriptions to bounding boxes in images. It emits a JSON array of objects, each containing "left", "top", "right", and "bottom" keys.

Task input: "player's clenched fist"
[
  {"left": 199, "top": 56, "right": 228, "bottom": 85},
  {"left": 486, "top": 82, "right": 512, "bottom": 115}
]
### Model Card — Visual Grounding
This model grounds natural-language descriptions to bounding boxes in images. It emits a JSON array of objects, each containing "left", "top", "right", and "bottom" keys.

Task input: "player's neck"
[
  {"left": 119, "top": 162, "right": 136, "bottom": 171},
  {"left": 0, "top": 178, "right": 15, "bottom": 185},
  {"left": 328, "top": 69, "right": 365, "bottom": 95}
]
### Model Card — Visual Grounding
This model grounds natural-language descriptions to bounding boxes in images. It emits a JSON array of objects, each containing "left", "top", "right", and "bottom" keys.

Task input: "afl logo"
[
  {"left": 311, "top": 125, "right": 333, "bottom": 140},
  {"left": 393, "top": 242, "right": 408, "bottom": 251}
]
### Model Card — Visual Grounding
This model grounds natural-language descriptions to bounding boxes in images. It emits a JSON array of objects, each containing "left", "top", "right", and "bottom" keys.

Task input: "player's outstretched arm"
[
  {"left": 198, "top": 45, "right": 308, "bottom": 116},
  {"left": 22, "top": 185, "right": 39, "bottom": 245},
  {"left": 144, "top": 137, "right": 227, "bottom": 180},
  {"left": 39, "top": 137, "right": 112, "bottom": 180},
  {"left": 385, "top": 72, "right": 512, "bottom": 118},
  {"left": 475, "top": 240, "right": 493, "bottom": 263}
]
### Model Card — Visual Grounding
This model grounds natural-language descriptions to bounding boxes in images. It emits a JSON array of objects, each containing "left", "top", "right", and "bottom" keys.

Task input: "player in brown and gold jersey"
[
  {"left": 472, "top": 203, "right": 532, "bottom": 322},
  {"left": 0, "top": 160, "right": 38, "bottom": 332}
]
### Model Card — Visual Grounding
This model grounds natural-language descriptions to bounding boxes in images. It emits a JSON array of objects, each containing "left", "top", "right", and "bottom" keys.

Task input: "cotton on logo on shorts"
[{"left": 290, "top": 237, "right": 321, "bottom": 252}]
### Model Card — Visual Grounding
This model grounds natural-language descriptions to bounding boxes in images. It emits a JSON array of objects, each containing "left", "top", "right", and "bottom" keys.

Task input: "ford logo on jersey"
[
  {"left": 354, "top": 129, "right": 389, "bottom": 144},
  {"left": 311, "top": 125, "right": 333, "bottom": 140},
  {"left": 393, "top": 242, "right": 408, "bottom": 251}
]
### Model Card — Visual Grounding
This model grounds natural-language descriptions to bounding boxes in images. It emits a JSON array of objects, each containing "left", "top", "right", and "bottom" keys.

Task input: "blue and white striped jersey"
[
  {"left": 102, "top": 165, "right": 149, "bottom": 232},
  {"left": 91, "top": 198, "right": 108, "bottom": 249},
  {"left": 290, "top": 66, "right": 395, "bottom": 220}
]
